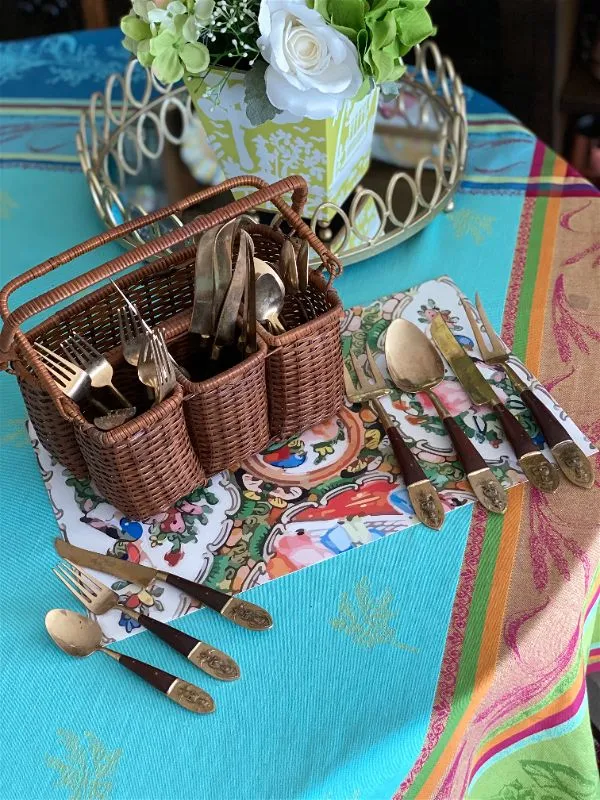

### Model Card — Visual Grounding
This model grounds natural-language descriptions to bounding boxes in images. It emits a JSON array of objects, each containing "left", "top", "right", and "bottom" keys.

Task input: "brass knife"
[
  {"left": 430, "top": 315, "right": 560, "bottom": 493},
  {"left": 55, "top": 539, "right": 273, "bottom": 631}
]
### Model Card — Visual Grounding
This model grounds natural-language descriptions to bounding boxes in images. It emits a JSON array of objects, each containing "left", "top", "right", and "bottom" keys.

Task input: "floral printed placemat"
[{"left": 31, "top": 276, "right": 596, "bottom": 642}]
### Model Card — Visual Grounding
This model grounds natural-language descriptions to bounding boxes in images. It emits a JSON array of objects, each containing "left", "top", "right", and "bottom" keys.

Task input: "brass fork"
[
  {"left": 53, "top": 560, "right": 240, "bottom": 681},
  {"left": 138, "top": 329, "right": 177, "bottom": 404},
  {"left": 34, "top": 342, "right": 94, "bottom": 404},
  {"left": 62, "top": 332, "right": 130, "bottom": 408},
  {"left": 462, "top": 294, "right": 594, "bottom": 488},
  {"left": 116, "top": 304, "right": 147, "bottom": 368},
  {"left": 344, "top": 346, "right": 445, "bottom": 530}
]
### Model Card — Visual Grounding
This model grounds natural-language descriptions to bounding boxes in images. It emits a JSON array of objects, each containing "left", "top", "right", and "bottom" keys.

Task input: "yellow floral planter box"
[{"left": 191, "top": 71, "right": 380, "bottom": 223}]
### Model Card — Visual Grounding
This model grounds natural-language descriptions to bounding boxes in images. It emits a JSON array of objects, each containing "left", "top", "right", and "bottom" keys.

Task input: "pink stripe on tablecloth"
[{"left": 470, "top": 675, "right": 587, "bottom": 775}]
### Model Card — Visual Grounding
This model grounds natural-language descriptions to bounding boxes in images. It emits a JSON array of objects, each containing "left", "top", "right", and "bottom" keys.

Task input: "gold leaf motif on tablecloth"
[
  {"left": 331, "top": 576, "right": 418, "bottom": 653},
  {"left": 0, "top": 190, "right": 18, "bottom": 220},
  {"left": 46, "top": 729, "right": 122, "bottom": 800},
  {"left": 0, "top": 419, "right": 29, "bottom": 449},
  {"left": 449, "top": 208, "right": 495, "bottom": 245}
]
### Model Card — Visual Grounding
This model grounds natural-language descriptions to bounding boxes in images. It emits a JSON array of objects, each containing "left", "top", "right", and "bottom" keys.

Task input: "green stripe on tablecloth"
[
  {"left": 512, "top": 148, "right": 558, "bottom": 360},
  {"left": 405, "top": 511, "right": 505, "bottom": 797},
  {"left": 512, "top": 196, "right": 547, "bottom": 360}
]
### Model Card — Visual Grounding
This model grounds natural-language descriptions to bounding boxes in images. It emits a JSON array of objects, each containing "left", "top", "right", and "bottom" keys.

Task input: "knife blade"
[
  {"left": 189, "top": 225, "right": 220, "bottom": 338},
  {"left": 55, "top": 539, "right": 273, "bottom": 631},
  {"left": 431, "top": 315, "right": 559, "bottom": 494},
  {"left": 211, "top": 229, "right": 250, "bottom": 360}
]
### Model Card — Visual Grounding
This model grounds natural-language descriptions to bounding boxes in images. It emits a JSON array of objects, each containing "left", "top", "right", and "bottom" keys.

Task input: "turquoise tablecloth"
[{"left": 1, "top": 29, "right": 599, "bottom": 800}]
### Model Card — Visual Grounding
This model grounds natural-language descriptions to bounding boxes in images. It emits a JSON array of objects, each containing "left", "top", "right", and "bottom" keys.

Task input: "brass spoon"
[
  {"left": 45, "top": 609, "right": 215, "bottom": 714},
  {"left": 385, "top": 319, "right": 508, "bottom": 514},
  {"left": 254, "top": 258, "right": 286, "bottom": 335}
]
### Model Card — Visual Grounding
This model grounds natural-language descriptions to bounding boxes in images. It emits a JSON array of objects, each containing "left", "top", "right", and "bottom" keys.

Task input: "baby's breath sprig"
[{"left": 202, "top": 0, "right": 261, "bottom": 67}]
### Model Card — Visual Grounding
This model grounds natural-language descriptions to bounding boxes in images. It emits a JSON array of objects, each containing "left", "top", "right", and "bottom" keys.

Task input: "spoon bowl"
[
  {"left": 385, "top": 318, "right": 445, "bottom": 391},
  {"left": 254, "top": 259, "right": 286, "bottom": 334},
  {"left": 45, "top": 608, "right": 102, "bottom": 658}
]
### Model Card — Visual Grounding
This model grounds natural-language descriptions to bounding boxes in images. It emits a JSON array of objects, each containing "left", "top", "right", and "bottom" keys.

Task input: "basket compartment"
[
  {"left": 171, "top": 334, "right": 270, "bottom": 475},
  {"left": 74, "top": 382, "right": 204, "bottom": 519},
  {"left": 18, "top": 374, "right": 88, "bottom": 478},
  {"left": 251, "top": 228, "right": 344, "bottom": 440}
]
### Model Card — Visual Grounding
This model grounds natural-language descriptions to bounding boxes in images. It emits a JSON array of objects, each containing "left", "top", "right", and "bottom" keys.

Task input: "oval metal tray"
[{"left": 78, "top": 41, "right": 467, "bottom": 266}]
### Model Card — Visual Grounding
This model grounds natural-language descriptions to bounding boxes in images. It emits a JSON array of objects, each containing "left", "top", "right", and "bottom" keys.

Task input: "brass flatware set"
[
  {"left": 344, "top": 293, "right": 594, "bottom": 530},
  {"left": 47, "top": 538, "right": 273, "bottom": 714}
]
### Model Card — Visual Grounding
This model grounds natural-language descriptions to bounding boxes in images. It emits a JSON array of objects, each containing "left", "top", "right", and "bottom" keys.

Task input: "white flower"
[
  {"left": 257, "top": 0, "right": 363, "bottom": 120},
  {"left": 147, "top": 1, "right": 187, "bottom": 30}
]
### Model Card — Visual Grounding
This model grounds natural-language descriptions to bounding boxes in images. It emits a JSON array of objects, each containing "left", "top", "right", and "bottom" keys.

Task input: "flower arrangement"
[{"left": 121, "top": 0, "right": 435, "bottom": 122}]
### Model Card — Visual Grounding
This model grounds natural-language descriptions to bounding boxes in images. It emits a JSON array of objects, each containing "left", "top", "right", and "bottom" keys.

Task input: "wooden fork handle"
[
  {"left": 136, "top": 613, "right": 240, "bottom": 681},
  {"left": 492, "top": 402, "right": 540, "bottom": 458},
  {"left": 387, "top": 426, "right": 430, "bottom": 485},
  {"left": 115, "top": 653, "right": 214, "bottom": 713},
  {"left": 519, "top": 389, "right": 572, "bottom": 448}
]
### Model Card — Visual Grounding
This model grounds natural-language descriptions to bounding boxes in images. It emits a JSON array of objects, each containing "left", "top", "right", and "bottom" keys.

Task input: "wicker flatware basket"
[
  {"left": 0, "top": 176, "right": 343, "bottom": 519},
  {"left": 250, "top": 225, "right": 344, "bottom": 439}
]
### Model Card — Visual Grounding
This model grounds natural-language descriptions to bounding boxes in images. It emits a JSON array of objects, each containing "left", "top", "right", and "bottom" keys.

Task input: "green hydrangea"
[
  {"left": 121, "top": 1, "right": 212, "bottom": 85},
  {"left": 309, "top": 0, "right": 435, "bottom": 84}
]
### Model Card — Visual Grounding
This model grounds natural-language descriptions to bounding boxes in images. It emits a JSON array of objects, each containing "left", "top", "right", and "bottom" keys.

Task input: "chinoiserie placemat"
[{"left": 30, "top": 276, "right": 596, "bottom": 642}]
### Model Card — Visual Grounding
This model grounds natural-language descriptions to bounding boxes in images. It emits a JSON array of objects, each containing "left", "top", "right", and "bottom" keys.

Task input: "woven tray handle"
[{"left": 0, "top": 175, "right": 340, "bottom": 417}]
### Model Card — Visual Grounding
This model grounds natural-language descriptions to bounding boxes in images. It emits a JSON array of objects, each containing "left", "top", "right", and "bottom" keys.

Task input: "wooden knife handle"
[
  {"left": 387, "top": 426, "right": 429, "bottom": 486},
  {"left": 115, "top": 653, "right": 214, "bottom": 713},
  {"left": 520, "top": 389, "right": 571, "bottom": 449},
  {"left": 163, "top": 573, "right": 229, "bottom": 611},
  {"left": 162, "top": 573, "right": 272, "bottom": 630},
  {"left": 492, "top": 402, "right": 540, "bottom": 458},
  {"left": 443, "top": 416, "right": 490, "bottom": 474}
]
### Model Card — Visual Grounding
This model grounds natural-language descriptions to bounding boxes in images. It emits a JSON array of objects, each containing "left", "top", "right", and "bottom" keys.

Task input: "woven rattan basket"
[
  {"left": 250, "top": 225, "right": 344, "bottom": 439},
  {"left": 0, "top": 176, "right": 343, "bottom": 519}
]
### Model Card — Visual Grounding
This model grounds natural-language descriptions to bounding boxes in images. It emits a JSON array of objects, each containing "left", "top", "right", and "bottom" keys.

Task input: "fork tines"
[
  {"left": 461, "top": 294, "right": 510, "bottom": 360},
  {"left": 117, "top": 304, "right": 143, "bottom": 343},
  {"left": 343, "top": 344, "right": 388, "bottom": 403},
  {"left": 62, "top": 331, "right": 100, "bottom": 362},
  {"left": 52, "top": 560, "right": 102, "bottom": 603},
  {"left": 151, "top": 330, "right": 176, "bottom": 387},
  {"left": 33, "top": 342, "right": 87, "bottom": 388}
]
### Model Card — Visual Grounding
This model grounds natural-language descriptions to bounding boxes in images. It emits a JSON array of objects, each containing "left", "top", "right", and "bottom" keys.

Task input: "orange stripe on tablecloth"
[
  {"left": 479, "top": 660, "right": 585, "bottom": 755},
  {"left": 417, "top": 486, "right": 526, "bottom": 797},
  {"left": 525, "top": 157, "right": 568, "bottom": 373}
]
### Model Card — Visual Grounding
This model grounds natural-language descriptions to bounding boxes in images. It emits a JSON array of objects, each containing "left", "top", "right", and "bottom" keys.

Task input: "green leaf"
[
  {"left": 137, "top": 39, "right": 154, "bottom": 67},
  {"left": 247, "top": 522, "right": 270, "bottom": 563},
  {"left": 120, "top": 15, "right": 151, "bottom": 42},
  {"left": 244, "top": 60, "right": 281, "bottom": 126},
  {"left": 149, "top": 27, "right": 177, "bottom": 56},
  {"left": 237, "top": 497, "right": 259, "bottom": 519},
  {"left": 181, "top": 42, "right": 210, "bottom": 74},
  {"left": 153, "top": 47, "right": 184, "bottom": 83}
]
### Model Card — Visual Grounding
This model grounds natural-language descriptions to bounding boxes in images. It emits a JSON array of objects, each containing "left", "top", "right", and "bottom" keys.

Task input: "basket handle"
[
  {"left": 0, "top": 174, "right": 335, "bottom": 357},
  {"left": 0, "top": 175, "right": 340, "bottom": 416}
]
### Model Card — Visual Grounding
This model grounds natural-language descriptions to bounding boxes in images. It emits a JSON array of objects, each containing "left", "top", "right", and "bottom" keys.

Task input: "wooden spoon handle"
[{"left": 109, "top": 651, "right": 215, "bottom": 713}]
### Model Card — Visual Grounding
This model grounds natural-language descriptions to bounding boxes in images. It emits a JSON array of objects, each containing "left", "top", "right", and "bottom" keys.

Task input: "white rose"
[{"left": 257, "top": 0, "right": 363, "bottom": 120}]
